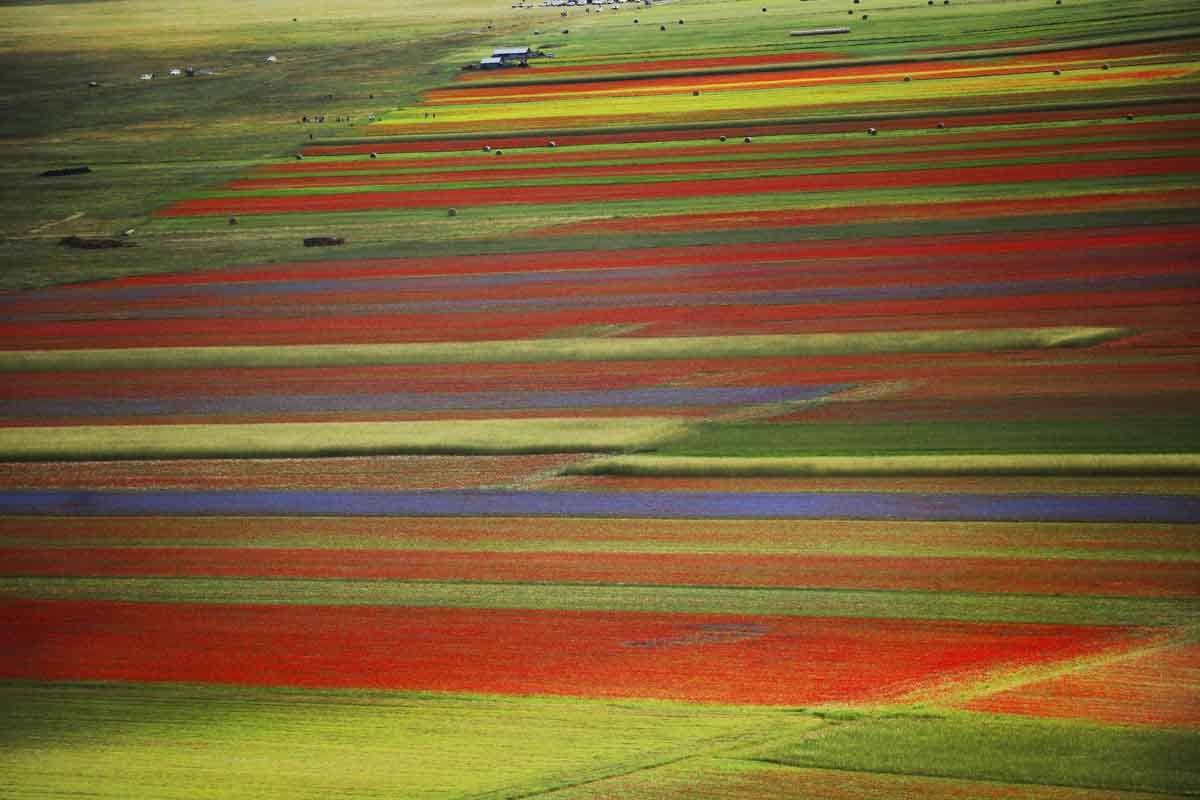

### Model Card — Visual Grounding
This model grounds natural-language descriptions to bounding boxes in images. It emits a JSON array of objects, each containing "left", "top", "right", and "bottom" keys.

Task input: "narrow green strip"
[
  {"left": 0, "top": 418, "right": 687, "bottom": 461},
  {"left": 0, "top": 327, "right": 1130, "bottom": 373},
  {"left": 571, "top": 454, "right": 1200, "bottom": 477},
  {"left": 2, "top": 578, "right": 1193, "bottom": 626}
]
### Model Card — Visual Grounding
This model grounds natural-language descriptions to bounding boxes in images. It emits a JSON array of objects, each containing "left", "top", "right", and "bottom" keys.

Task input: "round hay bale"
[
  {"left": 229, "top": 217, "right": 238, "bottom": 225},
  {"left": 720, "top": 135, "right": 727, "bottom": 142},
  {"left": 548, "top": 140, "right": 557, "bottom": 147},
  {"left": 483, "top": 145, "right": 492, "bottom": 152},
  {"left": 1052, "top": 69, "right": 1062, "bottom": 75},
  {"left": 743, "top": 136, "right": 752, "bottom": 143},
  {"left": 936, "top": 121, "right": 945, "bottom": 129},
  {"left": 692, "top": 90, "right": 700, "bottom": 96},
  {"left": 495, "top": 149, "right": 503, "bottom": 156},
  {"left": 1125, "top": 113, "right": 1134, "bottom": 121},
  {"left": 634, "top": 17, "right": 639, "bottom": 22},
  {"left": 660, "top": 24, "right": 666, "bottom": 30},
  {"left": 848, "top": 9, "right": 854, "bottom": 13},
  {"left": 762, "top": 6, "right": 767, "bottom": 11},
  {"left": 903, "top": 75, "right": 911, "bottom": 82},
  {"left": 294, "top": 153, "right": 304, "bottom": 160},
  {"left": 862, "top": 13, "right": 869, "bottom": 19},
  {"left": 678, "top": 18, "right": 684, "bottom": 24},
  {"left": 447, "top": 208, "right": 458, "bottom": 217},
  {"left": 1101, "top": 63, "right": 1110, "bottom": 70},
  {"left": 369, "top": 152, "right": 378, "bottom": 159},
  {"left": 867, "top": 127, "right": 878, "bottom": 136}
]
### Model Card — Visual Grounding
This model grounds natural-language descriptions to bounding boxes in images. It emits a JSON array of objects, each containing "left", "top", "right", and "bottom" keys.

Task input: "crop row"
[
  {"left": 4, "top": 546, "right": 1195, "bottom": 597},
  {"left": 0, "top": 598, "right": 1140, "bottom": 704}
]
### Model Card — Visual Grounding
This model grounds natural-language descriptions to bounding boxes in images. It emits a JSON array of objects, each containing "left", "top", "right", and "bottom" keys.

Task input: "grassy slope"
[{"left": 0, "top": 0, "right": 563, "bottom": 288}]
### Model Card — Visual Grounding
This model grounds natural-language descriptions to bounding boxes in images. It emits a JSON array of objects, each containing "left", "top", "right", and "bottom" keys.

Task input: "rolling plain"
[{"left": 1, "top": 0, "right": 1198, "bottom": 797}]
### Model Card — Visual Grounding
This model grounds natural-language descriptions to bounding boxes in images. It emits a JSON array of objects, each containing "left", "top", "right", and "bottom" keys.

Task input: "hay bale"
[
  {"left": 936, "top": 122, "right": 945, "bottom": 129},
  {"left": 369, "top": 152, "right": 378, "bottom": 159},
  {"left": 660, "top": 24, "right": 666, "bottom": 30},
  {"left": 562, "top": 28, "right": 569, "bottom": 33},
  {"left": 483, "top": 145, "right": 492, "bottom": 152},
  {"left": 1101, "top": 63, "right": 1110, "bottom": 70},
  {"left": 294, "top": 154, "right": 304, "bottom": 160},
  {"left": 862, "top": 13, "right": 869, "bottom": 19},
  {"left": 229, "top": 217, "right": 238, "bottom": 225},
  {"left": 1125, "top": 114, "right": 1134, "bottom": 120},
  {"left": 547, "top": 140, "right": 557, "bottom": 147},
  {"left": 866, "top": 127, "right": 878, "bottom": 135},
  {"left": 692, "top": 90, "right": 700, "bottom": 96},
  {"left": 1052, "top": 69, "right": 1062, "bottom": 75},
  {"left": 448, "top": 208, "right": 458, "bottom": 217},
  {"left": 495, "top": 149, "right": 503, "bottom": 156},
  {"left": 678, "top": 18, "right": 684, "bottom": 24},
  {"left": 903, "top": 75, "right": 911, "bottom": 82},
  {"left": 743, "top": 136, "right": 752, "bottom": 143},
  {"left": 720, "top": 135, "right": 727, "bottom": 142}
]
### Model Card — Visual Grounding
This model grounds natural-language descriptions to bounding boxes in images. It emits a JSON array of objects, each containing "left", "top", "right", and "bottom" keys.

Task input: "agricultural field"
[{"left": 1, "top": 0, "right": 1199, "bottom": 797}]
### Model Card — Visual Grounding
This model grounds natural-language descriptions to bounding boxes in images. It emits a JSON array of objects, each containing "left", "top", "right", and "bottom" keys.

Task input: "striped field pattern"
[{"left": 4, "top": 0, "right": 1200, "bottom": 797}]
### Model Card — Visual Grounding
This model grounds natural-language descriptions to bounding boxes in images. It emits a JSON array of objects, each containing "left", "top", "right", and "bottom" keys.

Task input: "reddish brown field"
[
  {"left": 965, "top": 642, "right": 1200, "bottom": 727},
  {"left": 0, "top": 454, "right": 580, "bottom": 490},
  {"left": 5, "top": 547, "right": 1196, "bottom": 597},
  {"left": 227, "top": 139, "right": 1198, "bottom": 191},
  {"left": 529, "top": 188, "right": 1200, "bottom": 237},
  {"left": 0, "top": 599, "right": 1143, "bottom": 704},
  {"left": 157, "top": 155, "right": 1200, "bottom": 216}
]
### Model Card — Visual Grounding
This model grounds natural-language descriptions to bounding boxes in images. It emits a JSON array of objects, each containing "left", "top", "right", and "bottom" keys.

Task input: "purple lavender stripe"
[
  {"left": 0, "top": 490, "right": 1196, "bottom": 522},
  {"left": 0, "top": 385, "right": 846, "bottom": 418}
]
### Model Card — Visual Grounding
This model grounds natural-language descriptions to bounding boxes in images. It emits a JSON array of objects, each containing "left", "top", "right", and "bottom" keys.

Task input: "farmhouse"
[{"left": 465, "top": 46, "right": 550, "bottom": 71}]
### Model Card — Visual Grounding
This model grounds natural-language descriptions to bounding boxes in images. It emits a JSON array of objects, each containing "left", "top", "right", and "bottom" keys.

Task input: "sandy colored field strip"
[
  {"left": 0, "top": 455, "right": 583, "bottom": 491},
  {"left": 571, "top": 454, "right": 1200, "bottom": 477},
  {"left": 0, "top": 418, "right": 686, "bottom": 461},
  {"left": 0, "top": 327, "right": 1129, "bottom": 371},
  {"left": 2, "top": 517, "right": 1195, "bottom": 560},
  {"left": 0, "top": 599, "right": 1140, "bottom": 704}
]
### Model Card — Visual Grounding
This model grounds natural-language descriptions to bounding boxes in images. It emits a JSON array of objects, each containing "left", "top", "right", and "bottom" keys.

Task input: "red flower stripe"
[
  {"left": 228, "top": 139, "right": 1198, "bottom": 191},
  {"left": 0, "top": 599, "right": 1142, "bottom": 704},
  {"left": 37, "top": 224, "right": 1197, "bottom": 290},
  {"left": 2, "top": 286, "right": 1195, "bottom": 350},
  {"left": 158, "top": 156, "right": 1200, "bottom": 217}
]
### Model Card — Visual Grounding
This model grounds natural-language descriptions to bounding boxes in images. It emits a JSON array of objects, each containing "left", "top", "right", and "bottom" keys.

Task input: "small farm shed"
[{"left": 493, "top": 46, "right": 534, "bottom": 64}]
